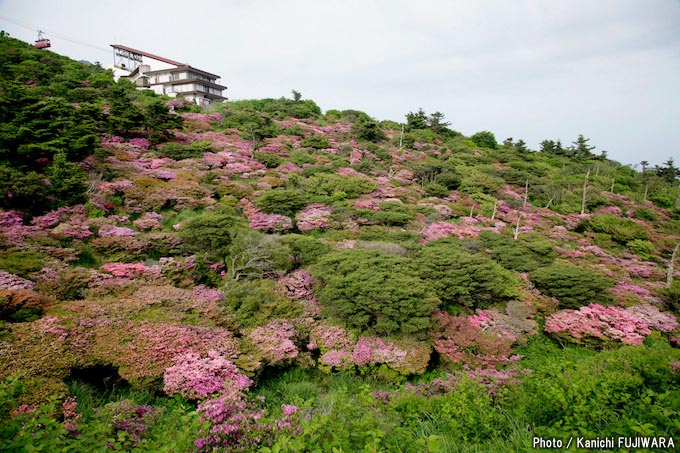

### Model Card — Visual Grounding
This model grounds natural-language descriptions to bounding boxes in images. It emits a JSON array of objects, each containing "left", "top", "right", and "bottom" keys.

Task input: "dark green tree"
[
  {"left": 418, "top": 240, "right": 520, "bottom": 309},
  {"left": 46, "top": 151, "right": 87, "bottom": 207},
  {"left": 470, "top": 131, "right": 498, "bottom": 149},
  {"left": 572, "top": 134, "right": 595, "bottom": 157},
  {"left": 142, "top": 99, "right": 182, "bottom": 143},
  {"left": 405, "top": 108, "right": 428, "bottom": 130},
  {"left": 531, "top": 263, "right": 614, "bottom": 308},
  {"left": 312, "top": 249, "right": 440, "bottom": 335},
  {"left": 655, "top": 158, "right": 679, "bottom": 183}
]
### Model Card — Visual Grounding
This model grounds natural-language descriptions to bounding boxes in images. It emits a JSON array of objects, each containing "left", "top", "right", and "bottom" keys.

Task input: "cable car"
[{"left": 35, "top": 30, "right": 50, "bottom": 49}]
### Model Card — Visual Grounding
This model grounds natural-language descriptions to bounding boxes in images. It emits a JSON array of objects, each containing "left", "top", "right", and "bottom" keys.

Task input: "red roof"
[{"left": 110, "top": 44, "right": 185, "bottom": 67}]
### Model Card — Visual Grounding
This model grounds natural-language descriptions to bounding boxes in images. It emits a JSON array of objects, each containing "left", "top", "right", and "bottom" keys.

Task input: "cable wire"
[{"left": 0, "top": 14, "right": 111, "bottom": 54}]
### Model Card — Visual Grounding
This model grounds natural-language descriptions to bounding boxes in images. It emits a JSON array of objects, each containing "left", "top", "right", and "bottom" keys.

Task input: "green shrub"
[
  {"left": 253, "top": 151, "right": 282, "bottom": 169},
  {"left": 159, "top": 140, "right": 213, "bottom": 160},
  {"left": 177, "top": 210, "right": 246, "bottom": 259},
  {"left": 255, "top": 189, "right": 307, "bottom": 217},
  {"left": 627, "top": 239, "right": 657, "bottom": 261},
  {"left": 312, "top": 249, "right": 440, "bottom": 335},
  {"left": 221, "top": 279, "right": 301, "bottom": 328},
  {"left": 289, "top": 150, "right": 316, "bottom": 166},
  {"left": 633, "top": 207, "right": 658, "bottom": 221},
  {"left": 304, "top": 173, "right": 377, "bottom": 199},
  {"left": 480, "top": 232, "right": 557, "bottom": 272},
  {"left": 434, "top": 171, "right": 461, "bottom": 190},
  {"left": 579, "top": 214, "right": 648, "bottom": 244},
  {"left": 299, "top": 135, "right": 330, "bottom": 149},
  {"left": 369, "top": 202, "right": 414, "bottom": 226},
  {"left": 352, "top": 120, "right": 386, "bottom": 143},
  {"left": 662, "top": 280, "right": 680, "bottom": 314},
  {"left": 281, "top": 234, "right": 331, "bottom": 267},
  {"left": 0, "top": 250, "right": 46, "bottom": 278},
  {"left": 530, "top": 263, "right": 614, "bottom": 308},
  {"left": 418, "top": 240, "right": 520, "bottom": 309},
  {"left": 423, "top": 182, "right": 450, "bottom": 198},
  {"left": 470, "top": 131, "right": 498, "bottom": 149}
]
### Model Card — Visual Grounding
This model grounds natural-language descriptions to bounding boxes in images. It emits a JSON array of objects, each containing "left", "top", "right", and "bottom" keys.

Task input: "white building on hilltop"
[{"left": 110, "top": 44, "right": 227, "bottom": 106}]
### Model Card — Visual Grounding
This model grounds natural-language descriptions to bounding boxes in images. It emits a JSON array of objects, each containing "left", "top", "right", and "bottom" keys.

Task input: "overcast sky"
[{"left": 2, "top": 0, "right": 679, "bottom": 167}]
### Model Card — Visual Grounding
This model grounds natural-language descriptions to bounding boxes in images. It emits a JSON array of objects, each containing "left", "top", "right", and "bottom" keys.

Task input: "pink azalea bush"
[
  {"left": 100, "top": 262, "right": 163, "bottom": 280},
  {"left": 98, "top": 224, "right": 137, "bottom": 237},
  {"left": 240, "top": 198, "right": 292, "bottom": 233},
  {"left": 163, "top": 350, "right": 252, "bottom": 399},
  {"left": 545, "top": 303, "right": 679, "bottom": 347},
  {"left": 132, "top": 212, "right": 163, "bottom": 231},
  {"left": 295, "top": 203, "right": 334, "bottom": 232},
  {"left": 0, "top": 270, "right": 36, "bottom": 291},
  {"left": 249, "top": 319, "right": 299, "bottom": 365}
]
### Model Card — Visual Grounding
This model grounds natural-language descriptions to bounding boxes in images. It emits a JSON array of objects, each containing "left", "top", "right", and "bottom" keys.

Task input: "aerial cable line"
[{"left": 0, "top": 14, "right": 111, "bottom": 54}]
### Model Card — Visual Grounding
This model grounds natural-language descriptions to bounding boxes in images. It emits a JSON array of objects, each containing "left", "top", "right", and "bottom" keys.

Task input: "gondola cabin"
[{"left": 35, "top": 31, "right": 50, "bottom": 49}]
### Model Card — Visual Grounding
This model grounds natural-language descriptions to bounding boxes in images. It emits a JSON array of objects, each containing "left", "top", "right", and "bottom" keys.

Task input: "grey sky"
[{"left": 2, "top": 0, "right": 679, "bottom": 167}]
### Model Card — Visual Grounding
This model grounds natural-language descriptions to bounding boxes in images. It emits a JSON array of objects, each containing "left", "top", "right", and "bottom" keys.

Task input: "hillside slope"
[{"left": 1, "top": 35, "right": 680, "bottom": 451}]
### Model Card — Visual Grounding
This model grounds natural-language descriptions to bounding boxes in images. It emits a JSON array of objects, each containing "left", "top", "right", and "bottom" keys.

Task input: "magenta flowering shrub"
[
  {"left": 240, "top": 198, "right": 293, "bottom": 233},
  {"left": 352, "top": 336, "right": 430, "bottom": 375},
  {"left": 307, "top": 322, "right": 430, "bottom": 374},
  {"left": 61, "top": 396, "right": 82, "bottom": 435},
  {"left": 163, "top": 350, "right": 252, "bottom": 399},
  {"left": 97, "top": 400, "right": 161, "bottom": 449},
  {"left": 0, "top": 270, "right": 36, "bottom": 290},
  {"left": 249, "top": 320, "right": 299, "bottom": 365},
  {"left": 91, "top": 322, "right": 241, "bottom": 386},
  {"left": 467, "top": 301, "right": 537, "bottom": 344},
  {"left": 421, "top": 221, "right": 502, "bottom": 243},
  {"left": 407, "top": 367, "right": 524, "bottom": 397},
  {"left": 308, "top": 322, "right": 356, "bottom": 351},
  {"left": 132, "top": 212, "right": 163, "bottom": 231},
  {"left": 100, "top": 262, "right": 162, "bottom": 280},
  {"left": 126, "top": 137, "right": 150, "bottom": 150},
  {"left": 545, "top": 303, "right": 679, "bottom": 347},
  {"left": 98, "top": 224, "right": 136, "bottom": 237},
  {"left": 278, "top": 270, "right": 315, "bottom": 300},
  {"left": 295, "top": 203, "right": 334, "bottom": 232},
  {"left": 432, "top": 311, "right": 520, "bottom": 369}
]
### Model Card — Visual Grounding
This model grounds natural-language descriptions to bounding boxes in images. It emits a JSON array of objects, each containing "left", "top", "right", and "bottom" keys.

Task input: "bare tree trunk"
[
  {"left": 513, "top": 214, "right": 523, "bottom": 240},
  {"left": 667, "top": 241, "right": 680, "bottom": 286},
  {"left": 595, "top": 164, "right": 599, "bottom": 176},
  {"left": 545, "top": 191, "right": 556, "bottom": 209},
  {"left": 491, "top": 199, "right": 497, "bottom": 220},
  {"left": 581, "top": 168, "right": 590, "bottom": 215},
  {"left": 398, "top": 124, "right": 404, "bottom": 151},
  {"left": 523, "top": 179, "right": 529, "bottom": 208},
  {"left": 643, "top": 181, "right": 649, "bottom": 201},
  {"left": 610, "top": 178, "right": 615, "bottom": 193},
  {"left": 469, "top": 205, "right": 474, "bottom": 217}
]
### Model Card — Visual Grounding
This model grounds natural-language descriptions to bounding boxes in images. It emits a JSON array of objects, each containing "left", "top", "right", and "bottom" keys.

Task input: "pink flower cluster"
[
  {"left": 240, "top": 198, "right": 292, "bottom": 233},
  {"left": 309, "top": 323, "right": 430, "bottom": 374},
  {"left": 0, "top": 270, "right": 36, "bottom": 290},
  {"left": 409, "top": 367, "right": 523, "bottom": 397},
  {"left": 421, "top": 221, "right": 501, "bottom": 243},
  {"left": 164, "top": 350, "right": 252, "bottom": 399},
  {"left": 611, "top": 281, "right": 652, "bottom": 302},
  {"left": 127, "top": 137, "right": 150, "bottom": 150},
  {"left": 249, "top": 320, "right": 299, "bottom": 365},
  {"left": 545, "top": 304, "right": 678, "bottom": 346},
  {"left": 100, "top": 262, "right": 163, "bottom": 280},
  {"left": 98, "top": 224, "right": 137, "bottom": 237},
  {"left": 295, "top": 203, "right": 334, "bottom": 232},
  {"left": 468, "top": 305, "right": 537, "bottom": 344},
  {"left": 132, "top": 212, "right": 163, "bottom": 231},
  {"left": 278, "top": 270, "right": 315, "bottom": 300}
]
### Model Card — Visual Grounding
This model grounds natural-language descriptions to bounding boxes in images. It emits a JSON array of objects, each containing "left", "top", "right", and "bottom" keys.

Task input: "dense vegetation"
[{"left": 1, "top": 35, "right": 680, "bottom": 451}]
